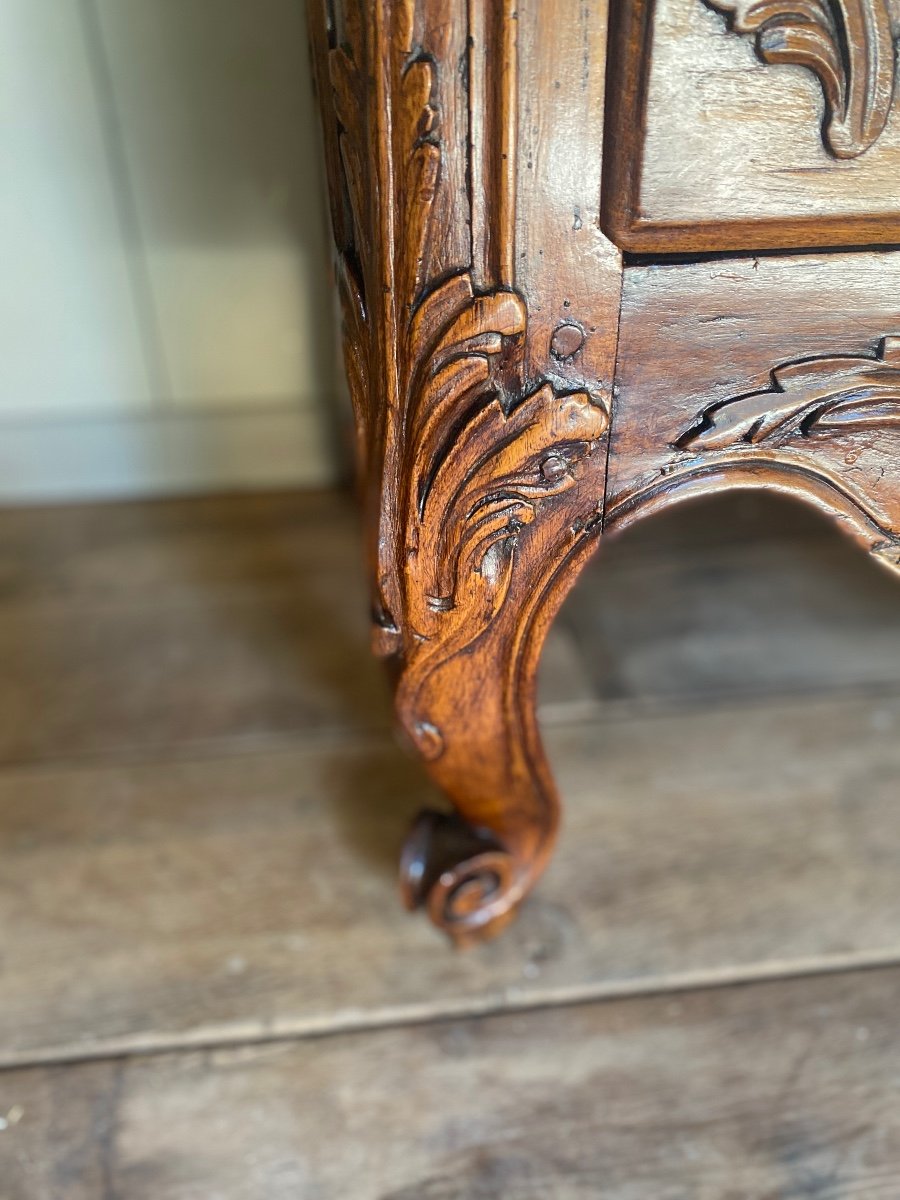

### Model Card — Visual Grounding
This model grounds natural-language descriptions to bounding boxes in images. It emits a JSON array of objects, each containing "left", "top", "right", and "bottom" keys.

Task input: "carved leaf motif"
[
  {"left": 425, "top": 385, "right": 607, "bottom": 629},
  {"left": 318, "top": 0, "right": 612, "bottom": 776},
  {"left": 704, "top": 0, "right": 897, "bottom": 157},
  {"left": 397, "top": 57, "right": 440, "bottom": 313},
  {"left": 678, "top": 336, "right": 900, "bottom": 450},
  {"left": 327, "top": 6, "right": 441, "bottom": 454},
  {"left": 396, "top": 274, "right": 608, "bottom": 642}
]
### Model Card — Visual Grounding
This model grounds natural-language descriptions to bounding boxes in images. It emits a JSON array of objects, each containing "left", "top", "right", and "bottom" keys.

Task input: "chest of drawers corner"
[{"left": 308, "top": 0, "right": 900, "bottom": 942}]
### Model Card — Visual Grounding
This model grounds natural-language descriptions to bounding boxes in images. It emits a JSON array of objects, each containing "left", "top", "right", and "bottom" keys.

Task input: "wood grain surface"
[
  {"left": 602, "top": 0, "right": 900, "bottom": 251},
  {"left": 2, "top": 690, "right": 900, "bottom": 1069},
  {"left": 0, "top": 491, "right": 390, "bottom": 765},
  {"left": 607, "top": 251, "right": 900, "bottom": 570},
  {"left": 4, "top": 967, "right": 900, "bottom": 1199}
]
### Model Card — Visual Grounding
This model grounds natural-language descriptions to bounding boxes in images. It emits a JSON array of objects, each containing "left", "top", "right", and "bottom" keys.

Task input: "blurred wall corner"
[{"left": 0, "top": 0, "right": 345, "bottom": 503}]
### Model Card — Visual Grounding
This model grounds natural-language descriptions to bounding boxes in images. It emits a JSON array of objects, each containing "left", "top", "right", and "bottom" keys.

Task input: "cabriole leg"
[{"left": 308, "top": 0, "right": 620, "bottom": 940}]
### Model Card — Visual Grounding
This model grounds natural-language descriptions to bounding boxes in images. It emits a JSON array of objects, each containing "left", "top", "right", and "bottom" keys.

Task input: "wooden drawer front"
[{"left": 602, "top": 0, "right": 900, "bottom": 253}]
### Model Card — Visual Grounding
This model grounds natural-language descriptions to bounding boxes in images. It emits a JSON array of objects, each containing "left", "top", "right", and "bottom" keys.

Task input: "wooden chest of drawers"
[{"left": 308, "top": 0, "right": 900, "bottom": 942}]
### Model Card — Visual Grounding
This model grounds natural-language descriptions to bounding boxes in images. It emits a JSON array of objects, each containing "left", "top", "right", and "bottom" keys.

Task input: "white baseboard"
[{"left": 0, "top": 404, "right": 343, "bottom": 503}]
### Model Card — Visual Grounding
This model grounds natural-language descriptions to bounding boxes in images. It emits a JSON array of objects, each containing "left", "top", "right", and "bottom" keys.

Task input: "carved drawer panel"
[
  {"left": 606, "top": 250, "right": 900, "bottom": 562},
  {"left": 602, "top": 0, "right": 900, "bottom": 252}
]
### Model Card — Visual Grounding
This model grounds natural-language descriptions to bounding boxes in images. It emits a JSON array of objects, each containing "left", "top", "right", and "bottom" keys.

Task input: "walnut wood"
[
  {"left": 309, "top": 0, "right": 900, "bottom": 940},
  {"left": 706, "top": 0, "right": 897, "bottom": 160},
  {"left": 606, "top": 252, "right": 900, "bottom": 573},
  {"left": 308, "top": 0, "right": 620, "bottom": 941}
]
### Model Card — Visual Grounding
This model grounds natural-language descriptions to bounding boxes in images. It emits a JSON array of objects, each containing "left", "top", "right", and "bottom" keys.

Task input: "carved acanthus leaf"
[
  {"left": 323, "top": 5, "right": 609, "bottom": 673},
  {"left": 383, "top": 269, "right": 608, "bottom": 766},
  {"left": 392, "top": 273, "right": 607, "bottom": 644},
  {"left": 704, "top": 0, "right": 897, "bottom": 157},
  {"left": 678, "top": 336, "right": 900, "bottom": 450},
  {"left": 318, "top": 0, "right": 611, "bottom": 786},
  {"left": 327, "top": 7, "right": 441, "bottom": 457}
]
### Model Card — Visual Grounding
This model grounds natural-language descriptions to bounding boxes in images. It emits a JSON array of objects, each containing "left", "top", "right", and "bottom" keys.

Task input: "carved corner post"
[{"left": 308, "top": 0, "right": 619, "bottom": 941}]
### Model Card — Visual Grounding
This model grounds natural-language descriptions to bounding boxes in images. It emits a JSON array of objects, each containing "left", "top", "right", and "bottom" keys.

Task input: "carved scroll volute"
[
  {"left": 310, "top": 0, "right": 611, "bottom": 940},
  {"left": 678, "top": 336, "right": 900, "bottom": 449},
  {"left": 705, "top": 0, "right": 898, "bottom": 158}
]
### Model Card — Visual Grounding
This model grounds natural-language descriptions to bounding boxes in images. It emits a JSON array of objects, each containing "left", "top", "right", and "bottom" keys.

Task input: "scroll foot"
[{"left": 399, "top": 808, "right": 524, "bottom": 946}]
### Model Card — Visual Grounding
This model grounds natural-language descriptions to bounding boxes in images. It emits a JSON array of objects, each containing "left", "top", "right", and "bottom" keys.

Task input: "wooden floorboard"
[
  {"left": 2, "top": 966, "right": 899, "bottom": 1199},
  {"left": 0, "top": 491, "right": 360, "bottom": 608},
  {"left": 0, "top": 493, "right": 394, "bottom": 766},
  {"left": 2, "top": 690, "right": 899, "bottom": 1066}
]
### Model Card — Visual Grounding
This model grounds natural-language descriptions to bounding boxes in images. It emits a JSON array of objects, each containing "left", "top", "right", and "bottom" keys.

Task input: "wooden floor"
[{"left": 2, "top": 489, "right": 900, "bottom": 1199}]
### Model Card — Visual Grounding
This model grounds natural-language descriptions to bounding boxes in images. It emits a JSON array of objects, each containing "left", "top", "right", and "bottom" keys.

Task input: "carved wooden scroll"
[
  {"left": 655, "top": 335, "right": 900, "bottom": 570},
  {"left": 678, "top": 337, "right": 900, "bottom": 449},
  {"left": 704, "top": 0, "right": 898, "bottom": 158},
  {"left": 308, "top": 0, "right": 612, "bottom": 941}
]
